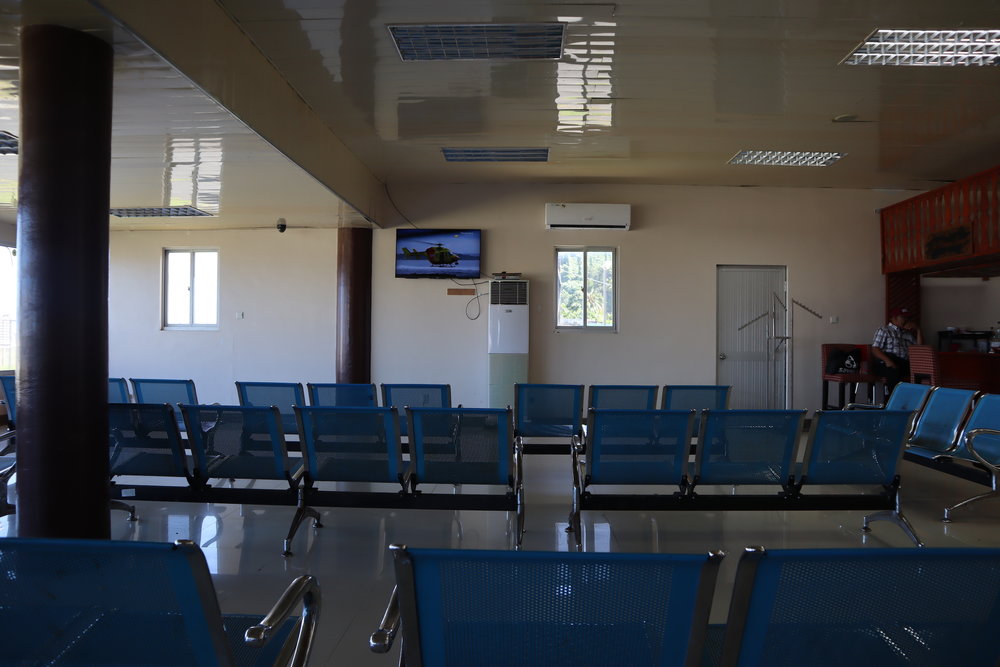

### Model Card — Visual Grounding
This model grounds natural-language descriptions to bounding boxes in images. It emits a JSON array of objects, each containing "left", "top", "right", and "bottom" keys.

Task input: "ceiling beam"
[{"left": 87, "top": 0, "right": 392, "bottom": 226}]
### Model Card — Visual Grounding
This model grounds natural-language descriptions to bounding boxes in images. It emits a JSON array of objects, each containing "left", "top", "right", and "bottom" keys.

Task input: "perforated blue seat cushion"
[
  {"left": 0, "top": 539, "right": 300, "bottom": 667},
  {"left": 111, "top": 450, "right": 186, "bottom": 477},
  {"left": 407, "top": 549, "right": 709, "bottom": 667},
  {"left": 731, "top": 548, "right": 1000, "bottom": 667}
]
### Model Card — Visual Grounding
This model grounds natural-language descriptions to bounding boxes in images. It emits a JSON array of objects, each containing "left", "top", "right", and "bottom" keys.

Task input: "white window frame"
[
  {"left": 162, "top": 248, "right": 219, "bottom": 330},
  {"left": 554, "top": 246, "right": 618, "bottom": 332}
]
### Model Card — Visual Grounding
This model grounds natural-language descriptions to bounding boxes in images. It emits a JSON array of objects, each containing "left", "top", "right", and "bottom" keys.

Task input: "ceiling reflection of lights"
[
  {"left": 166, "top": 137, "right": 222, "bottom": 215},
  {"left": 728, "top": 150, "right": 846, "bottom": 167},
  {"left": 842, "top": 29, "right": 1000, "bottom": 66},
  {"left": 556, "top": 19, "right": 616, "bottom": 134}
]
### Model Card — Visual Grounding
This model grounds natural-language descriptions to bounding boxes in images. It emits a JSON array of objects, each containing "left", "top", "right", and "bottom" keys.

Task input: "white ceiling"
[{"left": 0, "top": 0, "right": 998, "bottom": 230}]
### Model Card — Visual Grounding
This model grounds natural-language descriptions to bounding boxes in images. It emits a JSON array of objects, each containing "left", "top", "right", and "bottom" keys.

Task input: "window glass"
[
  {"left": 0, "top": 246, "right": 16, "bottom": 370},
  {"left": 556, "top": 247, "right": 616, "bottom": 331},
  {"left": 164, "top": 249, "right": 218, "bottom": 328}
]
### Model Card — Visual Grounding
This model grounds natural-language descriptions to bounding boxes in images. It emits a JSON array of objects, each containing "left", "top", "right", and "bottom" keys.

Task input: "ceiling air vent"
[
  {"left": 388, "top": 23, "right": 565, "bottom": 61},
  {"left": 109, "top": 206, "right": 213, "bottom": 217},
  {"left": 443, "top": 147, "right": 548, "bottom": 162},
  {"left": 0, "top": 131, "right": 17, "bottom": 155},
  {"left": 491, "top": 279, "right": 529, "bottom": 306}
]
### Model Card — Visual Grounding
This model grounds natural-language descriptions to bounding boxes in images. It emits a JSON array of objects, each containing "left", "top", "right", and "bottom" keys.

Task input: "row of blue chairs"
[
  {"left": 109, "top": 403, "right": 523, "bottom": 554},
  {"left": 571, "top": 407, "right": 921, "bottom": 548},
  {"left": 7, "top": 535, "right": 999, "bottom": 666},
  {"left": 371, "top": 543, "right": 1000, "bottom": 666},
  {"left": 107, "top": 379, "right": 730, "bottom": 451},
  {"left": 858, "top": 382, "right": 1000, "bottom": 522}
]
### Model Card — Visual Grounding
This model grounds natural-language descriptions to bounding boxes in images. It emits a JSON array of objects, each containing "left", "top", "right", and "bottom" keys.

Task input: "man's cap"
[{"left": 889, "top": 307, "right": 912, "bottom": 318}]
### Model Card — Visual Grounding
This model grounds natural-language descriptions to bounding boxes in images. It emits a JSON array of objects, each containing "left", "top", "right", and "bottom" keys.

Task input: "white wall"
[
  {"left": 109, "top": 183, "right": 910, "bottom": 411},
  {"left": 109, "top": 228, "right": 338, "bottom": 404},
  {"left": 921, "top": 276, "right": 1000, "bottom": 347}
]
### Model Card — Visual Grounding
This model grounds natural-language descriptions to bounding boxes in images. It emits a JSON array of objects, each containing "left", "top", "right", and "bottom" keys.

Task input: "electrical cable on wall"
[{"left": 384, "top": 182, "right": 489, "bottom": 320}]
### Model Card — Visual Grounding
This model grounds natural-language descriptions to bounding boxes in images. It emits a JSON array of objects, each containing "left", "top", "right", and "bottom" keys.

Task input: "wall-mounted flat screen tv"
[{"left": 395, "top": 228, "right": 482, "bottom": 279}]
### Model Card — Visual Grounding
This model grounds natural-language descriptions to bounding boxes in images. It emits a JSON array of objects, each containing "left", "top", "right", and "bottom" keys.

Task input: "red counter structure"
[
  {"left": 882, "top": 165, "right": 1000, "bottom": 276},
  {"left": 879, "top": 167, "right": 1000, "bottom": 395}
]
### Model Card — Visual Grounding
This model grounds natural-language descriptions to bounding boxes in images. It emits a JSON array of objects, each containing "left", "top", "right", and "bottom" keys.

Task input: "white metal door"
[{"left": 717, "top": 265, "right": 788, "bottom": 409}]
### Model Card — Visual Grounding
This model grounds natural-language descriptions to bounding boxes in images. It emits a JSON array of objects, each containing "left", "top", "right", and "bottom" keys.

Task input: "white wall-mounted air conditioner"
[
  {"left": 488, "top": 280, "right": 529, "bottom": 408},
  {"left": 544, "top": 203, "right": 630, "bottom": 230}
]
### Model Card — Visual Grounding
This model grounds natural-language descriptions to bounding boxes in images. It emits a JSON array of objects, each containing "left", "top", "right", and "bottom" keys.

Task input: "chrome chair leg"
[
  {"left": 863, "top": 493, "right": 923, "bottom": 547},
  {"left": 283, "top": 503, "right": 321, "bottom": 557},
  {"left": 110, "top": 499, "right": 137, "bottom": 521},
  {"left": 944, "top": 489, "right": 1000, "bottom": 522}
]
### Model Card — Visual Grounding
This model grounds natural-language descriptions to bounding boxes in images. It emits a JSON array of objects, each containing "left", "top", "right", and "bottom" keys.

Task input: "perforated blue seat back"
[
  {"left": 883, "top": 382, "right": 931, "bottom": 412},
  {"left": 307, "top": 382, "right": 378, "bottom": 407},
  {"left": 236, "top": 381, "right": 305, "bottom": 434},
  {"left": 408, "top": 407, "right": 512, "bottom": 486},
  {"left": 131, "top": 378, "right": 198, "bottom": 430},
  {"left": 131, "top": 378, "right": 199, "bottom": 405},
  {"left": 402, "top": 548, "right": 716, "bottom": 667},
  {"left": 907, "top": 387, "right": 977, "bottom": 455},
  {"left": 182, "top": 404, "right": 295, "bottom": 483},
  {"left": 514, "top": 383, "right": 584, "bottom": 437},
  {"left": 108, "top": 377, "right": 130, "bottom": 403},
  {"left": 0, "top": 373, "right": 14, "bottom": 425},
  {"left": 801, "top": 410, "right": 912, "bottom": 485},
  {"left": 662, "top": 385, "right": 730, "bottom": 411},
  {"left": 295, "top": 406, "right": 405, "bottom": 484},
  {"left": 727, "top": 547, "right": 1000, "bottom": 667},
  {"left": 381, "top": 384, "right": 451, "bottom": 436},
  {"left": 589, "top": 385, "right": 658, "bottom": 410},
  {"left": 0, "top": 539, "right": 235, "bottom": 666},
  {"left": 696, "top": 410, "right": 804, "bottom": 485},
  {"left": 586, "top": 409, "right": 692, "bottom": 486},
  {"left": 952, "top": 393, "right": 1000, "bottom": 464},
  {"left": 109, "top": 403, "right": 191, "bottom": 479}
]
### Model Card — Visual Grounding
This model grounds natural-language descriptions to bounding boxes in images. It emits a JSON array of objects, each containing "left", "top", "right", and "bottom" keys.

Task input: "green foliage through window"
[{"left": 556, "top": 247, "right": 615, "bottom": 329}]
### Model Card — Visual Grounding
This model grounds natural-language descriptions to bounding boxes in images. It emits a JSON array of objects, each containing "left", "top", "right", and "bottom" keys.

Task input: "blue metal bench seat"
[
  {"left": 371, "top": 545, "right": 723, "bottom": 667},
  {"left": 570, "top": 408, "right": 920, "bottom": 548},
  {"left": 0, "top": 538, "right": 319, "bottom": 666},
  {"left": 719, "top": 546, "right": 1000, "bottom": 667}
]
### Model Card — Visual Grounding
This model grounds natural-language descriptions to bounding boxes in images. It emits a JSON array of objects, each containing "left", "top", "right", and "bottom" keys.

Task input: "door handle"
[{"left": 718, "top": 353, "right": 727, "bottom": 360}]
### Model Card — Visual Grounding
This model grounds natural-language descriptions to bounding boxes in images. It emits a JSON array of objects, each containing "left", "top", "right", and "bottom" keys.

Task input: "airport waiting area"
[{"left": 2, "top": 378, "right": 1000, "bottom": 665}]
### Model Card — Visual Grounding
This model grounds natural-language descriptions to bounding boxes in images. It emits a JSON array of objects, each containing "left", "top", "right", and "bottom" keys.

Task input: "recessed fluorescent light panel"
[
  {"left": 842, "top": 29, "right": 1000, "bottom": 66},
  {"left": 109, "top": 206, "right": 213, "bottom": 217},
  {"left": 728, "top": 150, "right": 845, "bottom": 167},
  {"left": 442, "top": 148, "right": 549, "bottom": 162},
  {"left": 389, "top": 23, "right": 565, "bottom": 61},
  {"left": 0, "top": 131, "right": 17, "bottom": 155}
]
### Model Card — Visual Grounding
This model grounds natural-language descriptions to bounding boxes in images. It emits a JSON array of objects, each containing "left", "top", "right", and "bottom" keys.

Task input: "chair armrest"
[
  {"left": 570, "top": 437, "right": 584, "bottom": 492},
  {"left": 245, "top": 574, "right": 320, "bottom": 667},
  {"left": 965, "top": 428, "right": 1000, "bottom": 470},
  {"left": 845, "top": 402, "right": 884, "bottom": 410},
  {"left": 513, "top": 439, "right": 524, "bottom": 490},
  {"left": 0, "top": 428, "right": 14, "bottom": 455},
  {"left": 369, "top": 586, "right": 400, "bottom": 654}
]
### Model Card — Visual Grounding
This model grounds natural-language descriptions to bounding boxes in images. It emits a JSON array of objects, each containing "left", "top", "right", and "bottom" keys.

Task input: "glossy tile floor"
[{"left": 3, "top": 453, "right": 1000, "bottom": 666}]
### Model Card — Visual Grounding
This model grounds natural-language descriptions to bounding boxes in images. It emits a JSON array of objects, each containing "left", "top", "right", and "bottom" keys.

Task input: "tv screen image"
[{"left": 395, "top": 229, "right": 481, "bottom": 279}]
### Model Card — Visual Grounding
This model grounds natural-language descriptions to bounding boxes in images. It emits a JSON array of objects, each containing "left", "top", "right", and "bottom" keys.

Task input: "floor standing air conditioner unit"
[{"left": 488, "top": 280, "right": 529, "bottom": 409}]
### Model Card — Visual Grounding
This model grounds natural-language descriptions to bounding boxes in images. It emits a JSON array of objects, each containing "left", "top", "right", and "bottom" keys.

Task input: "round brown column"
[
  {"left": 16, "top": 25, "right": 113, "bottom": 538},
  {"left": 336, "top": 226, "right": 373, "bottom": 383}
]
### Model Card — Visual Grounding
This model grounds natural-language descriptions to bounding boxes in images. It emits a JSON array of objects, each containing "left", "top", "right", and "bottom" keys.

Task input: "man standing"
[{"left": 871, "top": 307, "right": 923, "bottom": 393}]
